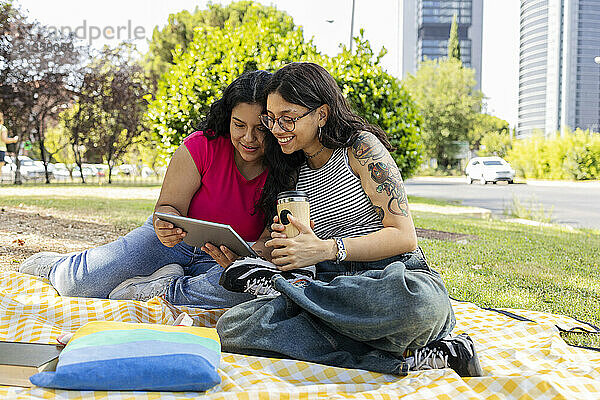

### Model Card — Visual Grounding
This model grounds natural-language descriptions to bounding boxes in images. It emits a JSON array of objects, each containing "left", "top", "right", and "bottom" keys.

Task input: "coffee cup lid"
[{"left": 277, "top": 190, "right": 308, "bottom": 200}]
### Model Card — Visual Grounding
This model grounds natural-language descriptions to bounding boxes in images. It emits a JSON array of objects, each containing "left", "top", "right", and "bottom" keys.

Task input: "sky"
[{"left": 15, "top": 0, "right": 521, "bottom": 127}]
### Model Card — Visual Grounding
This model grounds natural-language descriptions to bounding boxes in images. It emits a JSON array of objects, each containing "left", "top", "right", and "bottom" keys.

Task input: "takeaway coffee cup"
[{"left": 276, "top": 191, "right": 310, "bottom": 238}]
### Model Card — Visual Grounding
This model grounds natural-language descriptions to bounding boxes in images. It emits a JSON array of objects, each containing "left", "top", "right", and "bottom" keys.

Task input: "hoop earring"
[{"left": 318, "top": 126, "right": 323, "bottom": 142}]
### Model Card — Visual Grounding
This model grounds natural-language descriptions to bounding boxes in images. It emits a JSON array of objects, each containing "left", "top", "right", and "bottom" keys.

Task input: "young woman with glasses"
[{"left": 217, "top": 62, "right": 483, "bottom": 377}]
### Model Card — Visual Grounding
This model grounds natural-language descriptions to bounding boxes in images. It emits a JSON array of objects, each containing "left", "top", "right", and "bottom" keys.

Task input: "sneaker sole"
[{"left": 108, "top": 264, "right": 184, "bottom": 299}]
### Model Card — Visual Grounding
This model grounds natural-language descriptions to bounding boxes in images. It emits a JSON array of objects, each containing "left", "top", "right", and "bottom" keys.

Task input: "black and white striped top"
[{"left": 296, "top": 147, "right": 384, "bottom": 239}]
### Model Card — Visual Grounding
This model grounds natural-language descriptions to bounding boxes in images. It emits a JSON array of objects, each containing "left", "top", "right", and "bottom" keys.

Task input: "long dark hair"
[
  {"left": 263, "top": 62, "right": 392, "bottom": 151},
  {"left": 197, "top": 70, "right": 289, "bottom": 225}
]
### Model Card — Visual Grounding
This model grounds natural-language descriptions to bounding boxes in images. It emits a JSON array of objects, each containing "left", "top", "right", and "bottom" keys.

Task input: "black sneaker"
[
  {"left": 408, "top": 333, "right": 483, "bottom": 377},
  {"left": 219, "top": 257, "right": 314, "bottom": 297}
]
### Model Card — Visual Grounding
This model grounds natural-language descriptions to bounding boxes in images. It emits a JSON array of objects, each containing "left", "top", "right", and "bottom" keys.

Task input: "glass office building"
[
  {"left": 517, "top": 0, "right": 600, "bottom": 137},
  {"left": 402, "top": 0, "right": 483, "bottom": 89}
]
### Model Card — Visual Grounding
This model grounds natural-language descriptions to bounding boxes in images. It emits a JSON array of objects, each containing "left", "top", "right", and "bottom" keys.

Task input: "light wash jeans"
[
  {"left": 216, "top": 249, "right": 456, "bottom": 375},
  {"left": 48, "top": 216, "right": 254, "bottom": 308}
]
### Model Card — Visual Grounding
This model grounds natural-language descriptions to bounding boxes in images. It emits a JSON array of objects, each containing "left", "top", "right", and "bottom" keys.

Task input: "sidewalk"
[{"left": 409, "top": 176, "right": 600, "bottom": 188}]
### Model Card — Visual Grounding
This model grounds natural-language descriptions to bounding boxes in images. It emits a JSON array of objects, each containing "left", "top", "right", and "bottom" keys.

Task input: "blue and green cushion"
[{"left": 30, "top": 321, "right": 221, "bottom": 391}]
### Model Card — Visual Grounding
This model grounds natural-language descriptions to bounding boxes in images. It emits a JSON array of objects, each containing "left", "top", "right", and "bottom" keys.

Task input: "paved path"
[{"left": 405, "top": 177, "right": 600, "bottom": 229}]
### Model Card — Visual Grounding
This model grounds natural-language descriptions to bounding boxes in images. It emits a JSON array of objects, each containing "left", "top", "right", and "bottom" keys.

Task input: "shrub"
[{"left": 507, "top": 129, "right": 600, "bottom": 180}]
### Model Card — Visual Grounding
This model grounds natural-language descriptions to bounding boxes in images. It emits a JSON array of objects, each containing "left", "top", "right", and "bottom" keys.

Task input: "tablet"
[{"left": 154, "top": 212, "right": 258, "bottom": 258}]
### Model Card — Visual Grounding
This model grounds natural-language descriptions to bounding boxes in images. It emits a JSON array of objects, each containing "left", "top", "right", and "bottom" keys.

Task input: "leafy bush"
[
  {"left": 507, "top": 129, "right": 600, "bottom": 180},
  {"left": 145, "top": 2, "right": 423, "bottom": 177}
]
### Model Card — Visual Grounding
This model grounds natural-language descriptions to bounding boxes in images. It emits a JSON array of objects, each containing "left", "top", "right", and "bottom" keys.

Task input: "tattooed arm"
[
  {"left": 265, "top": 131, "right": 417, "bottom": 269},
  {"left": 339, "top": 131, "right": 417, "bottom": 260}
]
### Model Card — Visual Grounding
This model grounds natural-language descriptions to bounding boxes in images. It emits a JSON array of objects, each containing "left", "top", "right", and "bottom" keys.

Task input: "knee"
[
  {"left": 51, "top": 279, "right": 81, "bottom": 297},
  {"left": 216, "top": 302, "right": 255, "bottom": 341}
]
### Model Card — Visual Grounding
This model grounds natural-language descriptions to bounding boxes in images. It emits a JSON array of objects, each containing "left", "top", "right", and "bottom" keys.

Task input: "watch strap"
[{"left": 333, "top": 237, "right": 347, "bottom": 263}]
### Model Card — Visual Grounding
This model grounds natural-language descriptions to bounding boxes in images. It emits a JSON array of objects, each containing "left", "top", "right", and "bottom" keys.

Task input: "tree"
[
  {"left": 123, "top": 132, "right": 167, "bottom": 176},
  {"left": 0, "top": 1, "right": 84, "bottom": 184},
  {"left": 447, "top": 14, "right": 461, "bottom": 61},
  {"left": 146, "top": 2, "right": 424, "bottom": 177},
  {"left": 83, "top": 44, "right": 149, "bottom": 183},
  {"left": 62, "top": 101, "right": 96, "bottom": 183},
  {"left": 404, "top": 58, "right": 483, "bottom": 169},
  {"left": 479, "top": 131, "right": 512, "bottom": 158}
]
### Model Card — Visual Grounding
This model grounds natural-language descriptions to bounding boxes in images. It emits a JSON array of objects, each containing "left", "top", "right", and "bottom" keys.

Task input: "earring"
[{"left": 318, "top": 126, "right": 323, "bottom": 141}]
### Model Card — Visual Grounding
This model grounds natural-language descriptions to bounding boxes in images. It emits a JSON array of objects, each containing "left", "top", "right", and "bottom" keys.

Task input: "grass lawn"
[{"left": 1, "top": 184, "right": 598, "bottom": 348}]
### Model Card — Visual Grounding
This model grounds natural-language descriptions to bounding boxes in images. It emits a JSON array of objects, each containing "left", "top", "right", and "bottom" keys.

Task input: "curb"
[
  {"left": 410, "top": 203, "right": 491, "bottom": 218},
  {"left": 407, "top": 176, "right": 467, "bottom": 183},
  {"left": 523, "top": 179, "right": 600, "bottom": 188}
]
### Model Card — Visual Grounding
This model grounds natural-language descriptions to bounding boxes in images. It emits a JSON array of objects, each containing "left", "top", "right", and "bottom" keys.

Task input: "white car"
[
  {"left": 1, "top": 155, "right": 49, "bottom": 181},
  {"left": 465, "top": 157, "right": 515, "bottom": 184}
]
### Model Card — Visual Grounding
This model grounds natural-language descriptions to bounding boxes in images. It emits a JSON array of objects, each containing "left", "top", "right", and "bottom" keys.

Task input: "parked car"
[
  {"left": 115, "top": 164, "right": 138, "bottom": 176},
  {"left": 1, "top": 156, "right": 50, "bottom": 181},
  {"left": 465, "top": 156, "right": 515, "bottom": 184},
  {"left": 72, "top": 164, "right": 99, "bottom": 179}
]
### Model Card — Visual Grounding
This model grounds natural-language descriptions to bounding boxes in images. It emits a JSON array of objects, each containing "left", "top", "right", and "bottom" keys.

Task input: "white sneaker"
[
  {"left": 108, "top": 264, "right": 184, "bottom": 301},
  {"left": 19, "top": 252, "right": 63, "bottom": 279}
]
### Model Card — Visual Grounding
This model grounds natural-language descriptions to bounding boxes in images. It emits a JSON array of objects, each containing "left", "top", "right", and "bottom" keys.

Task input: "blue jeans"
[
  {"left": 216, "top": 249, "right": 456, "bottom": 375},
  {"left": 49, "top": 216, "right": 254, "bottom": 308}
]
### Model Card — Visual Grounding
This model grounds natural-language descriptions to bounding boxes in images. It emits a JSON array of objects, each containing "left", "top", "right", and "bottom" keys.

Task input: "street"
[{"left": 404, "top": 178, "right": 600, "bottom": 229}]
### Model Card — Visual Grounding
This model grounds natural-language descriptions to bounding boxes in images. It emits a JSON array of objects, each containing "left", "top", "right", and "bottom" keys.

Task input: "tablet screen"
[{"left": 154, "top": 212, "right": 258, "bottom": 258}]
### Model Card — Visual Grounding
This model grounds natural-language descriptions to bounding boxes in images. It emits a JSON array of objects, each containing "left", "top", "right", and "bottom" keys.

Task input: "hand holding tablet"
[{"left": 154, "top": 212, "right": 258, "bottom": 258}]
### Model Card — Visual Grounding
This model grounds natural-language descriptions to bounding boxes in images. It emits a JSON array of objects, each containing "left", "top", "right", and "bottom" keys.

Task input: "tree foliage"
[
  {"left": 61, "top": 44, "right": 149, "bottom": 183},
  {"left": 468, "top": 113, "right": 510, "bottom": 150},
  {"left": 403, "top": 58, "right": 482, "bottom": 168},
  {"left": 144, "top": 1, "right": 294, "bottom": 81},
  {"left": 479, "top": 130, "right": 512, "bottom": 158},
  {"left": 324, "top": 32, "right": 422, "bottom": 175},
  {"left": 146, "top": 2, "right": 423, "bottom": 177}
]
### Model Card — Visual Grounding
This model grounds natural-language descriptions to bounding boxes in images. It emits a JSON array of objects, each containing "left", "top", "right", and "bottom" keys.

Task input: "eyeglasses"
[{"left": 259, "top": 108, "right": 316, "bottom": 132}]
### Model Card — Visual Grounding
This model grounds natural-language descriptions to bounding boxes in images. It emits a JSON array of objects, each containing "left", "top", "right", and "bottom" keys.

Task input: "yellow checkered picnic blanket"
[{"left": 1, "top": 271, "right": 598, "bottom": 399}]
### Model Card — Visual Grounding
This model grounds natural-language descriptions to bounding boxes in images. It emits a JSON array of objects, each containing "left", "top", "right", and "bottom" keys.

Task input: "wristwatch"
[{"left": 333, "top": 237, "right": 347, "bottom": 263}]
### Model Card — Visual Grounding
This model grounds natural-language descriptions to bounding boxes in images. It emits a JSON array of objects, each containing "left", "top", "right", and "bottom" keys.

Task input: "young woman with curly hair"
[{"left": 19, "top": 70, "right": 287, "bottom": 308}]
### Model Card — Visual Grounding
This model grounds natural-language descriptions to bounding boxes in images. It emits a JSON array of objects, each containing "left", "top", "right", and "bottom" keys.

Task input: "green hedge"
[{"left": 507, "top": 129, "right": 600, "bottom": 180}]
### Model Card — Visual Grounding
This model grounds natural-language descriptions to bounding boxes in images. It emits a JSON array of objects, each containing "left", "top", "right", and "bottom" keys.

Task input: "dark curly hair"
[
  {"left": 263, "top": 62, "right": 392, "bottom": 151},
  {"left": 200, "top": 70, "right": 271, "bottom": 139},
  {"left": 197, "top": 70, "right": 295, "bottom": 225}
]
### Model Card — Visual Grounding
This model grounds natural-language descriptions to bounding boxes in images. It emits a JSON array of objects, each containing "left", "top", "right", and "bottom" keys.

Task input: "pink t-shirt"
[{"left": 183, "top": 131, "right": 268, "bottom": 242}]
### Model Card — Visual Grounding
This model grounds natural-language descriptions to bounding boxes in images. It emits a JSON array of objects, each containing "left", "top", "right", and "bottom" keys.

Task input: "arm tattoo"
[
  {"left": 352, "top": 132, "right": 409, "bottom": 217},
  {"left": 352, "top": 132, "right": 387, "bottom": 165}
]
